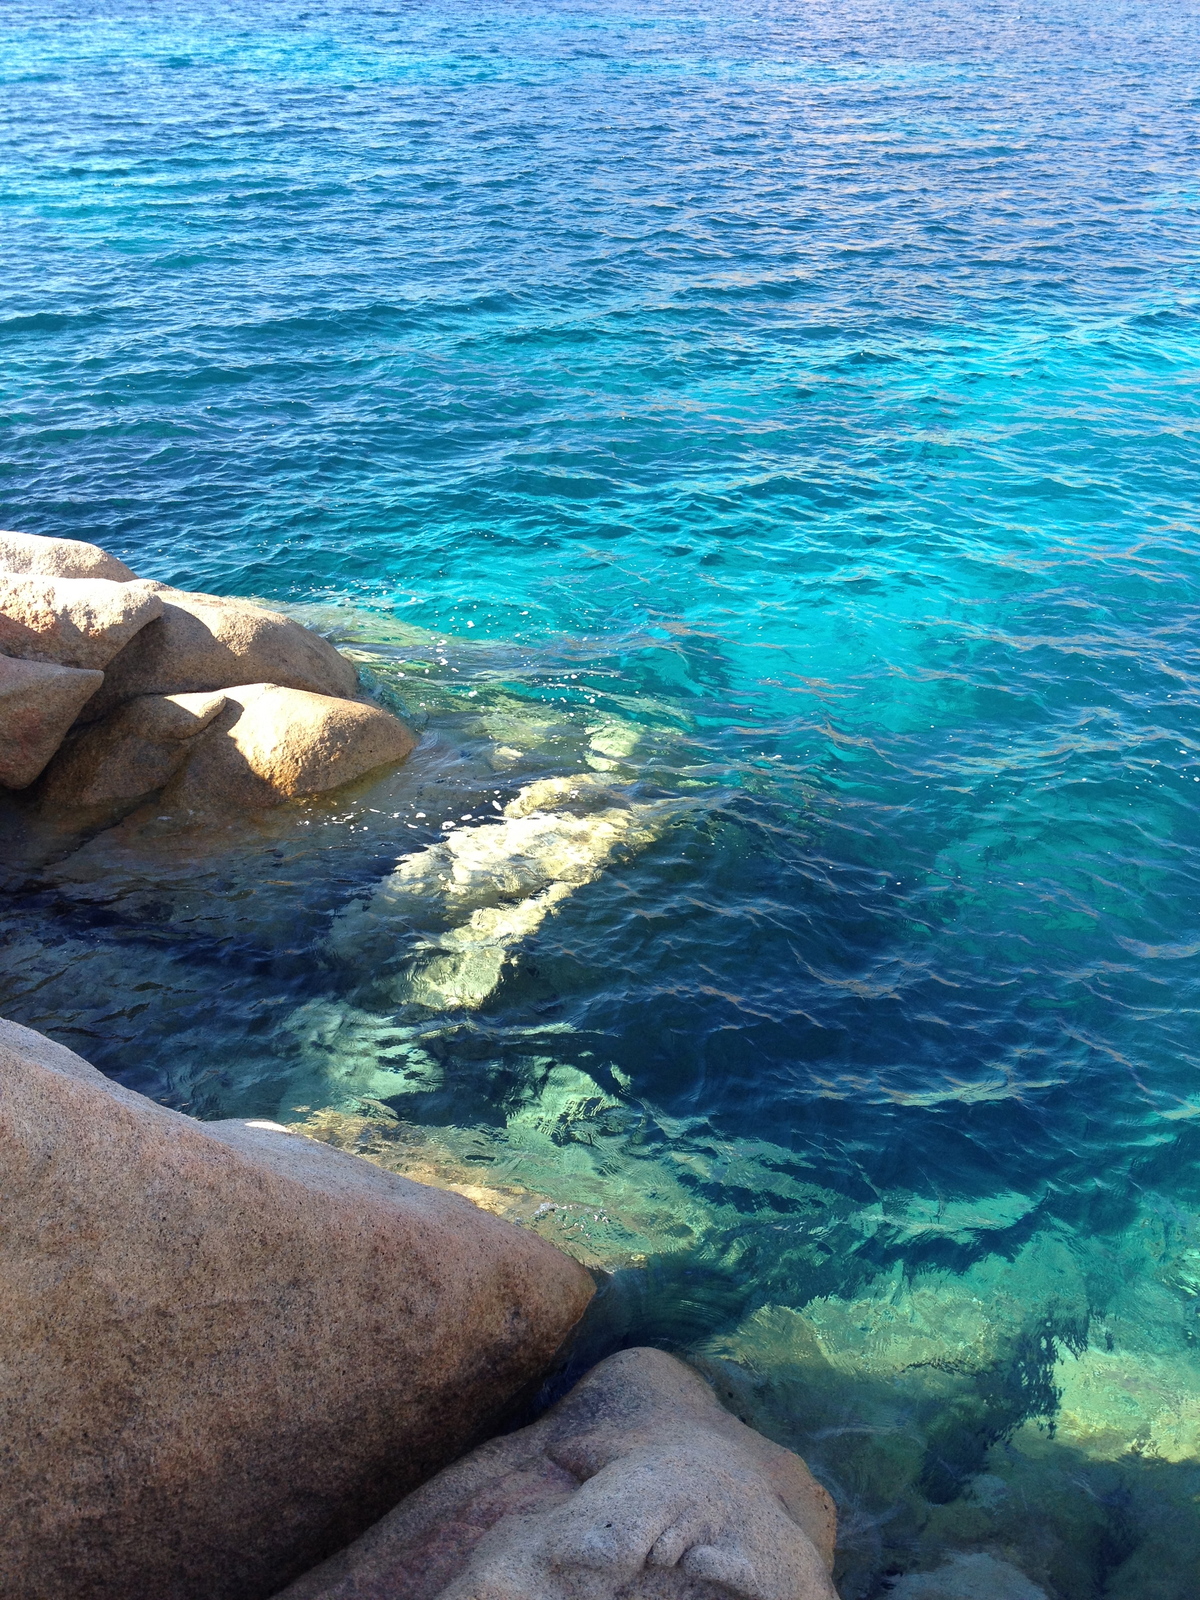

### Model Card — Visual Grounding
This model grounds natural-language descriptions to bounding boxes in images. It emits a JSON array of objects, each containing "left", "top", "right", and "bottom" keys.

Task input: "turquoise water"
[{"left": 3, "top": 1, "right": 1200, "bottom": 1593}]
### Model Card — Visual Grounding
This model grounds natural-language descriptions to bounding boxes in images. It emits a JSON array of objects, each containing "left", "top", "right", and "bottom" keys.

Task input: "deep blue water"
[{"left": 3, "top": 2, "right": 1200, "bottom": 1594}]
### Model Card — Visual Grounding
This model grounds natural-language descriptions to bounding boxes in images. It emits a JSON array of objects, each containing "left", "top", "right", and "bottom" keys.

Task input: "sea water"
[{"left": 2, "top": 1, "right": 1199, "bottom": 1593}]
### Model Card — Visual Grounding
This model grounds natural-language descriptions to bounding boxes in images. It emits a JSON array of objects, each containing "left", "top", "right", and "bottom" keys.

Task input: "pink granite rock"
[
  {"left": 0, "top": 528, "right": 138, "bottom": 582},
  {"left": 162, "top": 682, "right": 417, "bottom": 812},
  {"left": 37, "top": 690, "right": 230, "bottom": 813},
  {"left": 0, "top": 573, "right": 163, "bottom": 669},
  {"left": 90, "top": 587, "right": 359, "bottom": 712},
  {"left": 272, "top": 1347, "right": 838, "bottom": 1600},
  {"left": 0, "top": 1017, "right": 595, "bottom": 1600},
  {"left": 0, "top": 654, "right": 104, "bottom": 788}
]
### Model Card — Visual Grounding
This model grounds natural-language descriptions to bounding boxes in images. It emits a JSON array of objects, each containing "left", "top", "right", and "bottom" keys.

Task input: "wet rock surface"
[
  {"left": 0, "top": 1015, "right": 595, "bottom": 1600},
  {"left": 271, "top": 1347, "right": 837, "bottom": 1600}
]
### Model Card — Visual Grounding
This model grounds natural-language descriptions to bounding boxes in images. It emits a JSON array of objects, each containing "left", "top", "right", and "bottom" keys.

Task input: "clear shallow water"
[{"left": 2, "top": 0, "right": 1200, "bottom": 1593}]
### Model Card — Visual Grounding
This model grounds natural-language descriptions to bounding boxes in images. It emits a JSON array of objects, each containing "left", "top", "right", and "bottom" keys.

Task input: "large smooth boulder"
[
  {"left": 162, "top": 682, "right": 417, "bottom": 812},
  {"left": 0, "top": 1017, "right": 594, "bottom": 1600},
  {"left": 38, "top": 690, "right": 229, "bottom": 813},
  {"left": 0, "top": 654, "right": 104, "bottom": 788},
  {"left": 0, "top": 528, "right": 138, "bottom": 582},
  {"left": 89, "top": 588, "right": 359, "bottom": 713},
  {"left": 273, "top": 1347, "right": 839, "bottom": 1600},
  {"left": 0, "top": 574, "right": 163, "bottom": 669}
]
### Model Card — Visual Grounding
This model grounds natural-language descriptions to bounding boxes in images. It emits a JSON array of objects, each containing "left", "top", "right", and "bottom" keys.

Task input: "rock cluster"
[
  {"left": 272, "top": 1345, "right": 839, "bottom": 1600},
  {"left": 0, "top": 536, "right": 846, "bottom": 1600},
  {"left": 0, "top": 529, "right": 415, "bottom": 821},
  {"left": 0, "top": 1016, "right": 596, "bottom": 1600}
]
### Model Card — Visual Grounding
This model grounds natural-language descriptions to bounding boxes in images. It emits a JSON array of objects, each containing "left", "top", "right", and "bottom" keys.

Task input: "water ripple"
[{"left": 3, "top": 0, "right": 1200, "bottom": 1592}]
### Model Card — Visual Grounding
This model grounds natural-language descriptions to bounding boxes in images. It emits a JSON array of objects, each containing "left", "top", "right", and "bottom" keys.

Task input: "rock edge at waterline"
[
  {"left": 273, "top": 1345, "right": 839, "bottom": 1600},
  {"left": 0, "top": 529, "right": 415, "bottom": 813},
  {"left": 0, "top": 1016, "right": 595, "bottom": 1600}
]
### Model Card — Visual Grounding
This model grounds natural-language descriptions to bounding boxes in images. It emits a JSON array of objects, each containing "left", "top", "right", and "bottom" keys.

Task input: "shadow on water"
[
  {"left": 5, "top": 713, "right": 1200, "bottom": 1597},
  {"left": 695, "top": 1290, "right": 1200, "bottom": 1600},
  {"left": 502, "top": 1228, "right": 1200, "bottom": 1600},
  {"left": 508, "top": 1246, "right": 764, "bottom": 1429}
]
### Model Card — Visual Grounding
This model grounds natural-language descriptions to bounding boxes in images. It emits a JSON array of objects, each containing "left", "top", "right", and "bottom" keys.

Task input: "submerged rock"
[
  {"left": 0, "top": 654, "right": 103, "bottom": 788},
  {"left": 0, "top": 527, "right": 138, "bottom": 581},
  {"left": 0, "top": 573, "right": 163, "bottom": 669},
  {"left": 331, "top": 777, "right": 682, "bottom": 1009},
  {"left": 887, "top": 1553, "right": 1048, "bottom": 1600},
  {"left": 695, "top": 1207, "right": 1200, "bottom": 1600},
  {"left": 1043, "top": 1339, "right": 1200, "bottom": 1464},
  {"left": 37, "top": 690, "right": 230, "bottom": 816},
  {"left": 503, "top": 771, "right": 632, "bottom": 817},
  {"left": 162, "top": 682, "right": 417, "bottom": 812},
  {"left": 272, "top": 1347, "right": 838, "bottom": 1600},
  {"left": 91, "top": 586, "right": 360, "bottom": 712},
  {"left": 0, "top": 1015, "right": 594, "bottom": 1600}
]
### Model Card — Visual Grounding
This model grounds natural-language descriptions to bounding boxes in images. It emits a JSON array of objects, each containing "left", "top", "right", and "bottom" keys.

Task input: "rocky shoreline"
[
  {"left": 0, "top": 529, "right": 415, "bottom": 836},
  {"left": 0, "top": 1014, "right": 843, "bottom": 1600},
  {"left": 0, "top": 532, "right": 1079, "bottom": 1600},
  {"left": 1, "top": 531, "right": 848, "bottom": 1600}
]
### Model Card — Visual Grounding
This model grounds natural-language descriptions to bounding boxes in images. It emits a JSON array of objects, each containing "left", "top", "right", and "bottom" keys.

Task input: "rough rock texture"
[
  {"left": 0, "top": 538, "right": 405, "bottom": 825},
  {"left": 0, "top": 528, "right": 138, "bottom": 582},
  {"left": 0, "top": 574, "right": 163, "bottom": 669},
  {"left": 273, "top": 1347, "right": 838, "bottom": 1600},
  {"left": 90, "top": 587, "right": 359, "bottom": 712},
  {"left": 38, "top": 690, "right": 229, "bottom": 811},
  {"left": 162, "top": 682, "right": 417, "bottom": 812},
  {"left": 0, "top": 1017, "right": 595, "bottom": 1600},
  {"left": 0, "top": 654, "right": 104, "bottom": 788}
]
